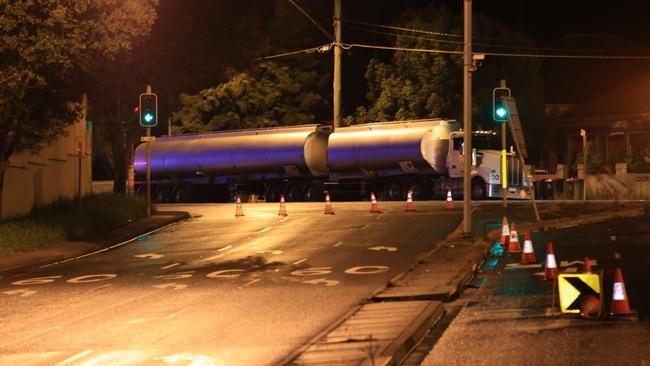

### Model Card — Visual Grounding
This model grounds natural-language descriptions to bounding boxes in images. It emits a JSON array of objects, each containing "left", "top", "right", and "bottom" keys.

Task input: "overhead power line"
[
  {"left": 287, "top": 0, "right": 334, "bottom": 41},
  {"left": 343, "top": 18, "right": 650, "bottom": 54},
  {"left": 258, "top": 41, "right": 650, "bottom": 60}
]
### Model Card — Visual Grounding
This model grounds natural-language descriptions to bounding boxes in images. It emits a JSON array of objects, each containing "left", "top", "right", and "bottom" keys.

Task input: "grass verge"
[{"left": 0, "top": 193, "right": 146, "bottom": 256}]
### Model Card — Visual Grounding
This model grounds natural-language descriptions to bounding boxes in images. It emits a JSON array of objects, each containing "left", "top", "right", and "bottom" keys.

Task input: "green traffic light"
[
  {"left": 495, "top": 105, "right": 508, "bottom": 120},
  {"left": 144, "top": 113, "right": 154, "bottom": 123}
]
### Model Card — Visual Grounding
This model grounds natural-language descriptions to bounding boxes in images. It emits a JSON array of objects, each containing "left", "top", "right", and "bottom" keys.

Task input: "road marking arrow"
[
  {"left": 303, "top": 278, "right": 339, "bottom": 287},
  {"left": 367, "top": 246, "right": 397, "bottom": 252},
  {"left": 153, "top": 282, "right": 187, "bottom": 290},
  {"left": 134, "top": 253, "right": 163, "bottom": 260},
  {"left": 2, "top": 288, "right": 37, "bottom": 297}
]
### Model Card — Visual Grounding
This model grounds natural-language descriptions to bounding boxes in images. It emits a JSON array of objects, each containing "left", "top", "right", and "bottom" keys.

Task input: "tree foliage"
[
  {"left": 349, "top": 5, "right": 550, "bottom": 161},
  {"left": 173, "top": 61, "right": 330, "bottom": 133},
  {"left": 0, "top": 0, "right": 157, "bottom": 211}
]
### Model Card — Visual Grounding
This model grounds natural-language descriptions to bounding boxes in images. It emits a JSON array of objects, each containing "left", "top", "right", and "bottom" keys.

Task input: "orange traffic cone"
[
  {"left": 545, "top": 242, "right": 558, "bottom": 281},
  {"left": 521, "top": 231, "right": 536, "bottom": 264},
  {"left": 507, "top": 222, "right": 521, "bottom": 253},
  {"left": 405, "top": 190, "right": 416, "bottom": 212},
  {"left": 235, "top": 194, "right": 245, "bottom": 217},
  {"left": 324, "top": 192, "right": 335, "bottom": 215},
  {"left": 444, "top": 187, "right": 454, "bottom": 209},
  {"left": 500, "top": 216, "right": 510, "bottom": 247},
  {"left": 610, "top": 267, "right": 633, "bottom": 316},
  {"left": 278, "top": 194, "right": 288, "bottom": 216},
  {"left": 583, "top": 256, "right": 592, "bottom": 274},
  {"left": 369, "top": 192, "right": 381, "bottom": 213}
]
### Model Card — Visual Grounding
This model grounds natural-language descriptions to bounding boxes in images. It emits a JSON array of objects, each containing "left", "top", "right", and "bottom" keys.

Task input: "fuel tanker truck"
[{"left": 133, "top": 119, "right": 527, "bottom": 202}]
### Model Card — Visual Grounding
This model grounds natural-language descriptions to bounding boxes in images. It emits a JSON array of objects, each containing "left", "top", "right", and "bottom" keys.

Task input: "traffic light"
[
  {"left": 139, "top": 93, "right": 158, "bottom": 127},
  {"left": 492, "top": 87, "right": 511, "bottom": 122}
]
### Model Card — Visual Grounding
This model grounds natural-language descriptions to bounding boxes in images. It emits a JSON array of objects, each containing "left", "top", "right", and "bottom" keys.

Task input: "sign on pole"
[{"left": 502, "top": 97, "right": 528, "bottom": 159}]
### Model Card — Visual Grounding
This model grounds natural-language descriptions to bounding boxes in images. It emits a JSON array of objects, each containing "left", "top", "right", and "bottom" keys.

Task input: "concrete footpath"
[
  {"left": 0, "top": 211, "right": 189, "bottom": 276},
  {"left": 287, "top": 201, "right": 646, "bottom": 366}
]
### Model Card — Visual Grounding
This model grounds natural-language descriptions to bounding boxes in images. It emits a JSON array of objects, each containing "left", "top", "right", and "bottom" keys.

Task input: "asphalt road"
[
  {"left": 0, "top": 201, "right": 461, "bottom": 366},
  {"left": 419, "top": 206, "right": 650, "bottom": 366}
]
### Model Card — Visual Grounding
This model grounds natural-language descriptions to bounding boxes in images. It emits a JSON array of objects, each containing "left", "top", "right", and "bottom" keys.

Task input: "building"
[{"left": 1, "top": 100, "right": 92, "bottom": 219}]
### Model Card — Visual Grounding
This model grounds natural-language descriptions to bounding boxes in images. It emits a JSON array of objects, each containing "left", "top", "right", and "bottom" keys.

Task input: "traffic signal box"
[
  {"left": 493, "top": 87, "right": 511, "bottom": 122},
  {"left": 139, "top": 93, "right": 158, "bottom": 127}
]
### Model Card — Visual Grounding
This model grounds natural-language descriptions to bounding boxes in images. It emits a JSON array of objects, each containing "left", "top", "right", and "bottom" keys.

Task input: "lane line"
[
  {"left": 88, "top": 284, "right": 112, "bottom": 292},
  {"left": 242, "top": 279, "right": 261, "bottom": 287},
  {"left": 161, "top": 263, "right": 180, "bottom": 270},
  {"left": 258, "top": 226, "right": 272, "bottom": 233},
  {"left": 333, "top": 241, "right": 343, "bottom": 248},
  {"left": 55, "top": 350, "right": 93, "bottom": 366},
  {"left": 293, "top": 258, "right": 308, "bottom": 265},
  {"left": 218, "top": 245, "right": 233, "bottom": 252},
  {"left": 165, "top": 307, "right": 189, "bottom": 319},
  {"left": 279, "top": 217, "right": 289, "bottom": 223}
]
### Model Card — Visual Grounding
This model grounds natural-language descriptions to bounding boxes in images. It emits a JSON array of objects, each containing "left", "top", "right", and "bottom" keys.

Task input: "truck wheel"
[
  {"left": 471, "top": 179, "right": 487, "bottom": 200},
  {"left": 266, "top": 183, "right": 285, "bottom": 202},
  {"left": 405, "top": 182, "right": 423, "bottom": 200},
  {"left": 303, "top": 182, "right": 323, "bottom": 202},
  {"left": 153, "top": 186, "right": 171, "bottom": 203},
  {"left": 173, "top": 185, "right": 193, "bottom": 203},
  {"left": 383, "top": 180, "right": 404, "bottom": 201},
  {"left": 284, "top": 183, "right": 304, "bottom": 202}
]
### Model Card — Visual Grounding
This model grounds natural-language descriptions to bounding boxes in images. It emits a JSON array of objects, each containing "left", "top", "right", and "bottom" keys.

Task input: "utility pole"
[
  {"left": 581, "top": 128, "right": 587, "bottom": 201},
  {"left": 333, "top": 0, "right": 342, "bottom": 128},
  {"left": 462, "top": 0, "right": 473, "bottom": 236}
]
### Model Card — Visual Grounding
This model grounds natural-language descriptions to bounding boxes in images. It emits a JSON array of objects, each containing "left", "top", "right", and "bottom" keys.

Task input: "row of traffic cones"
[
  {"left": 500, "top": 216, "right": 633, "bottom": 317},
  {"left": 235, "top": 190, "right": 426, "bottom": 217}
]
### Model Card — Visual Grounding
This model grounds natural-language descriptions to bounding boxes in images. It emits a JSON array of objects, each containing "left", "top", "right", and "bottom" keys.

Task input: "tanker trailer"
[
  {"left": 325, "top": 119, "right": 528, "bottom": 201},
  {"left": 133, "top": 124, "right": 331, "bottom": 202}
]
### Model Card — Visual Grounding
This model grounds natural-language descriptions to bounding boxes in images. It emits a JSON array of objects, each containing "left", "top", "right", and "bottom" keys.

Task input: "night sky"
[{"left": 145, "top": 0, "right": 650, "bottom": 114}]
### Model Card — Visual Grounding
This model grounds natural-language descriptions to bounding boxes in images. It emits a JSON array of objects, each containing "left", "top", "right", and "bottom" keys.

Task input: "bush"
[{"left": 0, "top": 193, "right": 146, "bottom": 255}]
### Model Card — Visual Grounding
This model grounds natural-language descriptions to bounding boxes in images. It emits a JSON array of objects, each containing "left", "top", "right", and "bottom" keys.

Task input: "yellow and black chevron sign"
[{"left": 558, "top": 274, "right": 601, "bottom": 313}]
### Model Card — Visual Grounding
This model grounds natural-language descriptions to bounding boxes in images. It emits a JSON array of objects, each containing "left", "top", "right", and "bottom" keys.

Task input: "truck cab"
[{"left": 446, "top": 130, "right": 527, "bottom": 199}]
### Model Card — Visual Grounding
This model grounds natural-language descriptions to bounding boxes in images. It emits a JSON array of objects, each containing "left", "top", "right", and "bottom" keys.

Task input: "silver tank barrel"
[
  {"left": 327, "top": 119, "right": 457, "bottom": 176},
  {"left": 134, "top": 125, "right": 330, "bottom": 179}
]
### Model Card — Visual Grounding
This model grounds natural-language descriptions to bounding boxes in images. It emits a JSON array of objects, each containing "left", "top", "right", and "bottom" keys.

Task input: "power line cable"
[
  {"left": 258, "top": 43, "right": 333, "bottom": 60},
  {"left": 287, "top": 0, "right": 334, "bottom": 41},
  {"left": 343, "top": 23, "right": 650, "bottom": 54}
]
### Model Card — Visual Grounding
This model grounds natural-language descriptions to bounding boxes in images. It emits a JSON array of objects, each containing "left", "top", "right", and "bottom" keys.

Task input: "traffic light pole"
[
  {"left": 462, "top": 0, "right": 472, "bottom": 236},
  {"left": 502, "top": 119, "right": 507, "bottom": 208},
  {"left": 146, "top": 85, "right": 152, "bottom": 217}
]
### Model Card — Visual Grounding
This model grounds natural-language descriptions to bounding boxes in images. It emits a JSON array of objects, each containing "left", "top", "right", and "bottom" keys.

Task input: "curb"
[{"left": 0, "top": 211, "right": 190, "bottom": 276}]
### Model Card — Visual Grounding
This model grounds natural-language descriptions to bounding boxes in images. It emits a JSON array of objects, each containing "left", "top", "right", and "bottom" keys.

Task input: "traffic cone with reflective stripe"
[
  {"left": 405, "top": 190, "right": 416, "bottom": 212},
  {"left": 235, "top": 194, "right": 244, "bottom": 217},
  {"left": 324, "top": 192, "right": 335, "bottom": 215},
  {"left": 610, "top": 267, "right": 633, "bottom": 316},
  {"left": 521, "top": 231, "right": 536, "bottom": 264},
  {"left": 369, "top": 192, "right": 381, "bottom": 213},
  {"left": 507, "top": 222, "right": 521, "bottom": 253},
  {"left": 444, "top": 187, "right": 454, "bottom": 209},
  {"left": 500, "top": 216, "right": 510, "bottom": 248},
  {"left": 278, "top": 194, "right": 287, "bottom": 216},
  {"left": 545, "top": 243, "right": 558, "bottom": 281},
  {"left": 583, "top": 256, "right": 592, "bottom": 274}
]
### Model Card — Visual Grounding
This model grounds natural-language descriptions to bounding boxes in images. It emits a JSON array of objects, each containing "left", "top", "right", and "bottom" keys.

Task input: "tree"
[
  {"left": 173, "top": 61, "right": 330, "bottom": 133},
  {"left": 349, "top": 5, "right": 549, "bottom": 161},
  {"left": 0, "top": 0, "right": 158, "bottom": 215}
]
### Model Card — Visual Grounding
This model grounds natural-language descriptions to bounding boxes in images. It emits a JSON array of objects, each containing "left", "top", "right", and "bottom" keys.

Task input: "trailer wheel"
[
  {"left": 172, "top": 185, "right": 193, "bottom": 203},
  {"left": 383, "top": 179, "right": 404, "bottom": 201},
  {"left": 405, "top": 182, "right": 424, "bottom": 200},
  {"left": 153, "top": 186, "right": 171, "bottom": 203},
  {"left": 471, "top": 178, "right": 487, "bottom": 200},
  {"left": 303, "top": 182, "right": 323, "bottom": 202},
  {"left": 284, "top": 183, "right": 304, "bottom": 202},
  {"left": 266, "top": 182, "right": 285, "bottom": 202}
]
